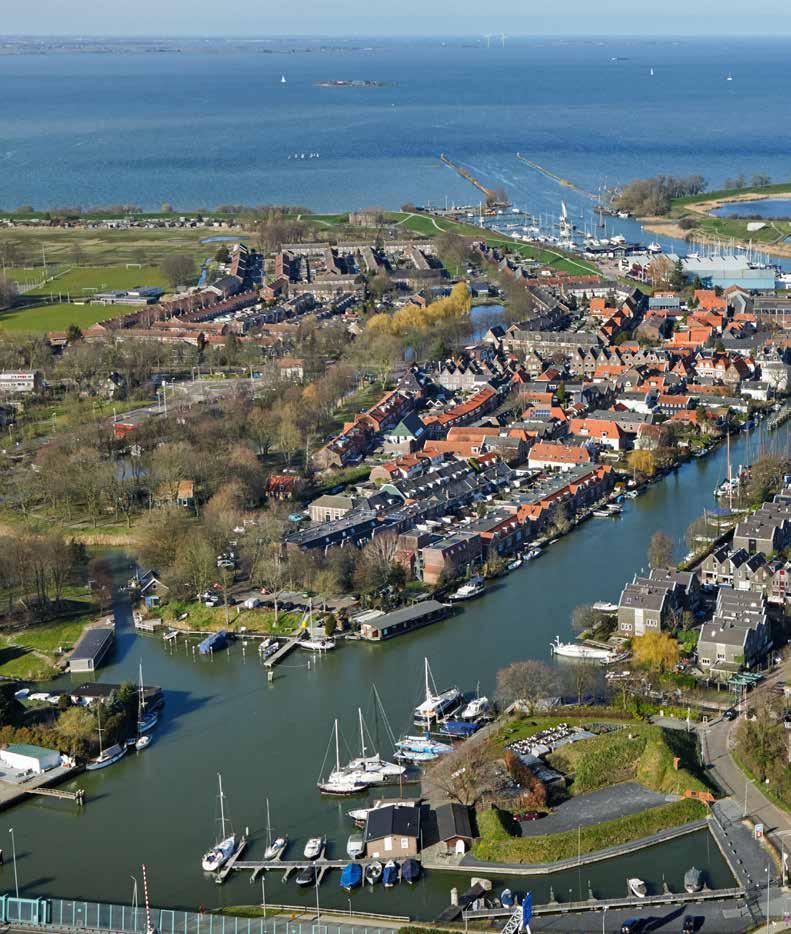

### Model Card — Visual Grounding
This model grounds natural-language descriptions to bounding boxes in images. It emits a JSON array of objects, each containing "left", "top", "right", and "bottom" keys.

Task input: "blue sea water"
[
  {"left": 2, "top": 37, "right": 791, "bottom": 215},
  {"left": 713, "top": 198, "right": 791, "bottom": 218}
]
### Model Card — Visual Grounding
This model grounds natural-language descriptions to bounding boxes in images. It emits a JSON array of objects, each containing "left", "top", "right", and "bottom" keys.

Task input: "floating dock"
[
  {"left": 263, "top": 637, "right": 300, "bottom": 668},
  {"left": 215, "top": 836, "right": 248, "bottom": 884}
]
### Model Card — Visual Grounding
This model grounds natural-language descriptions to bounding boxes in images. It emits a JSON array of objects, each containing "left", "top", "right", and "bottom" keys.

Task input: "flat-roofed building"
[{"left": 68, "top": 625, "right": 115, "bottom": 673}]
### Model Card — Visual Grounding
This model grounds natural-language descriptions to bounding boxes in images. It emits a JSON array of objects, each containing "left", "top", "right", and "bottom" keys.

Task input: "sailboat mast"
[
  {"left": 334, "top": 719, "right": 340, "bottom": 772},
  {"left": 266, "top": 798, "right": 271, "bottom": 848},
  {"left": 424, "top": 657, "right": 430, "bottom": 703},
  {"left": 138, "top": 661, "right": 145, "bottom": 722},
  {"left": 218, "top": 773, "right": 227, "bottom": 838},
  {"left": 358, "top": 708, "right": 366, "bottom": 757},
  {"left": 727, "top": 431, "right": 733, "bottom": 512},
  {"left": 96, "top": 704, "right": 103, "bottom": 758}
]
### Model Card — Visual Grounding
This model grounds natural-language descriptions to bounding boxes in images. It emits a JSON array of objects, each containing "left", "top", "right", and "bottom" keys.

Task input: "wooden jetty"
[
  {"left": 25, "top": 785, "right": 85, "bottom": 804},
  {"left": 264, "top": 637, "right": 300, "bottom": 669},
  {"left": 233, "top": 856, "right": 400, "bottom": 886},
  {"left": 215, "top": 836, "right": 248, "bottom": 884}
]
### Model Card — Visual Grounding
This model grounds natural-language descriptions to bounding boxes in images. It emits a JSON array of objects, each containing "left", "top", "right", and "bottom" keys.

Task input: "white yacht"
[
  {"left": 460, "top": 696, "right": 492, "bottom": 722},
  {"left": 413, "top": 658, "right": 463, "bottom": 727},
  {"left": 304, "top": 836, "right": 325, "bottom": 859},
  {"left": 448, "top": 576, "right": 485, "bottom": 601},
  {"left": 201, "top": 774, "right": 237, "bottom": 872},
  {"left": 317, "top": 720, "right": 371, "bottom": 796},
  {"left": 345, "top": 709, "right": 405, "bottom": 783},
  {"left": 550, "top": 636, "right": 616, "bottom": 662}
]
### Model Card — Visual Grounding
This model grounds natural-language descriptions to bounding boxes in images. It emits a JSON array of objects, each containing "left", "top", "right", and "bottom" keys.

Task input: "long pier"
[
  {"left": 439, "top": 154, "right": 510, "bottom": 207},
  {"left": 515, "top": 153, "right": 600, "bottom": 201},
  {"left": 264, "top": 636, "right": 300, "bottom": 669},
  {"left": 461, "top": 885, "right": 747, "bottom": 920},
  {"left": 232, "top": 856, "right": 404, "bottom": 886}
]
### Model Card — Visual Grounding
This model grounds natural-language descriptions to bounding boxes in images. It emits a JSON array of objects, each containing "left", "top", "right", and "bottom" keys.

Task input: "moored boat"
[
  {"left": 135, "top": 734, "right": 151, "bottom": 751},
  {"left": 295, "top": 865, "right": 316, "bottom": 887},
  {"left": 413, "top": 658, "right": 463, "bottom": 728},
  {"left": 628, "top": 878, "right": 647, "bottom": 898},
  {"left": 264, "top": 836, "right": 287, "bottom": 860},
  {"left": 365, "top": 860, "right": 383, "bottom": 885},
  {"left": 684, "top": 867, "right": 703, "bottom": 893},
  {"left": 500, "top": 889, "right": 514, "bottom": 908},
  {"left": 340, "top": 862, "right": 363, "bottom": 891},
  {"left": 550, "top": 636, "right": 616, "bottom": 662},
  {"left": 201, "top": 773, "right": 236, "bottom": 872},
  {"left": 299, "top": 638, "right": 336, "bottom": 652},
  {"left": 346, "top": 832, "right": 365, "bottom": 859},
  {"left": 448, "top": 576, "right": 485, "bottom": 601},
  {"left": 460, "top": 695, "right": 492, "bottom": 721},
  {"left": 382, "top": 860, "right": 399, "bottom": 888},
  {"left": 86, "top": 742, "right": 127, "bottom": 770},
  {"left": 401, "top": 858, "right": 420, "bottom": 884},
  {"left": 304, "top": 836, "right": 325, "bottom": 860}
]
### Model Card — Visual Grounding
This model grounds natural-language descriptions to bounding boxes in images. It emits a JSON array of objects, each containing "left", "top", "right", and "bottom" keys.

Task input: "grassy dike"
[{"left": 473, "top": 797, "right": 708, "bottom": 865}]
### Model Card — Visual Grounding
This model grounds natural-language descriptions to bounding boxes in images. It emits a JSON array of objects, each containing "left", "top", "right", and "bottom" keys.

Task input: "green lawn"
[
  {"left": 0, "top": 302, "right": 126, "bottom": 333},
  {"left": 162, "top": 600, "right": 303, "bottom": 635},
  {"left": 0, "top": 612, "right": 95, "bottom": 681},
  {"left": 26, "top": 264, "right": 170, "bottom": 297},
  {"left": 473, "top": 798, "right": 708, "bottom": 864}
]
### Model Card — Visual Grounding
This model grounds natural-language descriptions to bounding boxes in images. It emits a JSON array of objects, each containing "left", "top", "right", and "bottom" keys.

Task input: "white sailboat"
[
  {"left": 201, "top": 773, "right": 237, "bottom": 872},
  {"left": 137, "top": 661, "right": 159, "bottom": 735},
  {"left": 345, "top": 708, "right": 405, "bottom": 783},
  {"left": 317, "top": 720, "right": 371, "bottom": 795},
  {"left": 413, "top": 658, "right": 462, "bottom": 728},
  {"left": 86, "top": 703, "right": 128, "bottom": 770},
  {"left": 280, "top": 74, "right": 287, "bottom": 84},
  {"left": 550, "top": 636, "right": 616, "bottom": 662},
  {"left": 263, "top": 798, "right": 287, "bottom": 860}
]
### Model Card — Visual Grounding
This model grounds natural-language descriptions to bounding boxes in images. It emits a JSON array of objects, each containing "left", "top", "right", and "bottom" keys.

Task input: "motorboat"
[
  {"left": 647, "top": 242, "right": 663, "bottom": 253},
  {"left": 628, "top": 878, "right": 647, "bottom": 898},
  {"left": 382, "top": 860, "right": 400, "bottom": 888},
  {"left": 460, "top": 695, "right": 492, "bottom": 721},
  {"left": 507, "top": 557, "right": 522, "bottom": 571},
  {"left": 346, "top": 832, "right": 365, "bottom": 859},
  {"left": 524, "top": 547, "right": 542, "bottom": 561},
  {"left": 592, "top": 601, "right": 619, "bottom": 613},
  {"left": 201, "top": 774, "right": 236, "bottom": 872},
  {"left": 303, "top": 836, "right": 325, "bottom": 860},
  {"left": 340, "top": 863, "right": 363, "bottom": 891},
  {"left": 348, "top": 806, "right": 373, "bottom": 826},
  {"left": 365, "top": 861, "right": 383, "bottom": 885},
  {"left": 592, "top": 508, "right": 615, "bottom": 518},
  {"left": 401, "top": 858, "right": 421, "bottom": 884},
  {"left": 439, "top": 720, "right": 480, "bottom": 738},
  {"left": 258, "top": 639, "right": 279, "bottom": 659},
  {"left": 550, "top": 636, "right": 616, "bottom": 662},
  {"left": 684, "top": 867, "right": 703, "bottom": 893},
  {"left": 448, "top": 576, "right": 485, "bottom": 601},
  {"left": 395, "top": 735, "right": 452, "bottom": 762},
  {"left": 500, "top": 889, "right": 515, "bottom": 909},
  {"left": 299, "top": 638, "right": 335, "bottom": 652},
  {"left": 264, "top": 836, "right": 288, "bottom": 861},
  {"left": 295, "top": 865, "right": 316, "bottom": 887},
  {"left": 135, "top": 734, "right": 151, "bottom": 751},
  {"left": 138, "top": 711, "right": 159, "bottom": 734},
  {"left": 606, "top": 503, "right": 622, "bottom": 514},
  {"left": 86, "top": 742, "right": 127, "bottom": 770},
  {"left": 413, "top": 658, "right": 463, "bottom": 728}
]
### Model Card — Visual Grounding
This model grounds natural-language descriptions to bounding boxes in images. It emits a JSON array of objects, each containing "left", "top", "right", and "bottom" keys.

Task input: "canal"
[{"left": 2, "top": 420, "right": 783, "bottom": 917}]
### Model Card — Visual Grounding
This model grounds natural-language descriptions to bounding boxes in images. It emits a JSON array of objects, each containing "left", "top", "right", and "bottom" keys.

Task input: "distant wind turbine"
[
  {"left": 500, "top": 33, "right": 507, "bottom": 48},
  {"left": 484, "top": 34, "right": 492, "bottom": 48}
]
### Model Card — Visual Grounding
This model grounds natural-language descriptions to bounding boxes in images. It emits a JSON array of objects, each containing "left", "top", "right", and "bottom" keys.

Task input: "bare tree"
[
  {"left": 496, "top": 660, "right": 561, "bottom": 714},
  {"left": 425, "top": 731, "right": 492, "bottom": 806}
]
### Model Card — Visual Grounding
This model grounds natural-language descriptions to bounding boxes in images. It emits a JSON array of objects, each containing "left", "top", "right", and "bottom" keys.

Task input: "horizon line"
[{"left": 3, "top": 32, "right": 791, "bottom": 40}]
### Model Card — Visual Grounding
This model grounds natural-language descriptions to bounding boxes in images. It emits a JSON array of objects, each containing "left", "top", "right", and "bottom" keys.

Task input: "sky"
[{"left": 2, "top": 0, "right": 791, "bottom": 36}]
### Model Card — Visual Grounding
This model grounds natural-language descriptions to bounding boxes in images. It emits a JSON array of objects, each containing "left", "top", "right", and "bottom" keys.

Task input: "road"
[{"left": 530, "top": 898, "right": 755, "bottom": 932}]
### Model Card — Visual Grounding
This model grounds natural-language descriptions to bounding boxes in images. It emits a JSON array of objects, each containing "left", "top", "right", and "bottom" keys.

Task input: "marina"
[{"left": 0, "top": 421, "right": 774, "bottom": 916}]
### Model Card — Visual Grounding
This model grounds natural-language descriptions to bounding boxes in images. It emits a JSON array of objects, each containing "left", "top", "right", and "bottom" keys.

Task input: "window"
[
  {"left": 401, "top": 838, "right": 409, "bottom": 849},
  {"left": 384, "top": 837, "right": 392, "bottom": 851}
]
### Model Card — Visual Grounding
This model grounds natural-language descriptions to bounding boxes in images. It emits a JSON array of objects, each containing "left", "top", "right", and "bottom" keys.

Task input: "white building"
[
  {"left": 0, "top": 371, "right": 43, "bottom": 394},
  {"left": 0, "top": 743, "right": 61, "bottom": 774}
]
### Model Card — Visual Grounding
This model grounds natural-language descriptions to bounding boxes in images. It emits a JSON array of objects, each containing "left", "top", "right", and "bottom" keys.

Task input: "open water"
[{"left": 2, "top": 37, "right": 791, "bottom": 217}]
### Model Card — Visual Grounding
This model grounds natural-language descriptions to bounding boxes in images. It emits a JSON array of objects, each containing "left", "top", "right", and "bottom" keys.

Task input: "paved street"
[
  {"left": 520, "top": 783, "right": 673, "bottom": 837},
  {"left": 530, "top": 898, "right": 755, "bottom": 932}
]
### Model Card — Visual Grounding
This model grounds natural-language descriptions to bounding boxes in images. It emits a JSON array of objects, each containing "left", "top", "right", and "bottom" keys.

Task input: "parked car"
[
  {"left": 621, "top": 920, "right": 644, "bottom": 934},
  {"left": 243, "top": 597, "right": 262, "bottom": 610},
  {"left": 514, "top": 811, "right": 543, "bottom": 822},
  {"left": 682, "top": 916, "right": 699, "bottom": 933},
  {"left": 723, "top": 708, "right": 738, "bottom": 721}
]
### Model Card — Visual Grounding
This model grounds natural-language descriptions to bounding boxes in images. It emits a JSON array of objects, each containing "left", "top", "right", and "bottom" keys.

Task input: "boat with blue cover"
[
  {"left": 439, "top": 720, "right": 479, "bottom": 738},
  {"left": 401, "top": 858, "right": 420, "bottom": 884},
  {"left": 382, "top": 860, "right": 399, "bottom": 887},
  {"left": 199, "top": 630, "right": 227, "bottom": 654},
  {"left": 340, "top": 863, "right": 363, "bottom": 891}
]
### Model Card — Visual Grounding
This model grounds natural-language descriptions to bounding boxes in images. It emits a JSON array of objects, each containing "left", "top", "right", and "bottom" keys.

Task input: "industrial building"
[
  {"left": 0, "top": 743, "right": 61, "bottom": 774},
  {"left": 668, "top": 253, "right": 776, "bottom": 291}
]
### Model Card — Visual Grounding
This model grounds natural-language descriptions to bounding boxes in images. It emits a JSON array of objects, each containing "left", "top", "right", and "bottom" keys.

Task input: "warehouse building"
[{"left": 68, "top": 625, "right": 115, "bottom": 673}]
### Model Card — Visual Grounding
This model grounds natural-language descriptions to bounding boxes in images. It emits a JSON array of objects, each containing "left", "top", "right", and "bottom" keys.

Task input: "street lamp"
[
  {"left": 602, "top": 905, "right": 608, "bottom": 934},
  {"left": 744, "top": 776, "right": 756, "bottom": 819},
  {"left": 9, "top": 827, "right": 18, "bottom": 898},
  {"left": 776, "top": 831, "right": 791, "bottom": 888}
]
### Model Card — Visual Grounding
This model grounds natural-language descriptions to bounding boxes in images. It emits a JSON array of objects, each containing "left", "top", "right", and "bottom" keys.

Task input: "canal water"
[{"left": 3, "top": 421, "right": 784, "bottom": 917}]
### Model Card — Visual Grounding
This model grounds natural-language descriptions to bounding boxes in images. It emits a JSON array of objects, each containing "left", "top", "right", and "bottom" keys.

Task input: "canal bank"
[{"left": 0, "top": 421, "right": 783, "bottom": 918}]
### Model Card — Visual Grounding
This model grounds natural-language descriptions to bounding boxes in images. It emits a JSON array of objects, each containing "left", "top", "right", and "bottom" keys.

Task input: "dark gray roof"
[
  {"left": 70, "top": 627, "right": 114, "bottom": 662},
  {"left": 362, "top": 600, "right": 447, "bottom": 634},
  {"left": 436, "top": 803, "right": 474, "bottom": 841},
  {"left": 364, "top": 804, "right": 421, "bottom": 841}
]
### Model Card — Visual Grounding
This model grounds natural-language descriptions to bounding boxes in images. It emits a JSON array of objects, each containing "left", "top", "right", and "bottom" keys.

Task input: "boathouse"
[
  {"left": 358, "top": 600, "right": 451, "bottom": 641},
  {"left": 68, "top": 625, "right": 115, "bottom": 673}
]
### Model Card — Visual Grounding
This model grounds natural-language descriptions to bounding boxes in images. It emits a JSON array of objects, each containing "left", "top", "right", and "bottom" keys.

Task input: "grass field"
[
  {"left": 162, "top": 600, "right": 303, "bottom": 635},
  {"left": 0, "top": 301, "right": 124, "bottom": 333},
  {"left": 473, "top": 797, "right": 708, "bottom": 864},
  {"left": 0, "top": 612, "right": 95, "bottom": 681},
  {"left": 26, "top": 264, "right": 170, "bottom": 297}
]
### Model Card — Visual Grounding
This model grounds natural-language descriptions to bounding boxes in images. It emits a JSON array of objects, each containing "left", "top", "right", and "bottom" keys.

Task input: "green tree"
[
  {"left": 57, "top": 706, "right": 96, "bottom": 757},
  {"left": 648, "top": 531, "right": 674, "bottom": 568}
]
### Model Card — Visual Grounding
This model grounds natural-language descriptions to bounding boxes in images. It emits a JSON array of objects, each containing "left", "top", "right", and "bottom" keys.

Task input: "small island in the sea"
[{"left": 314, "top": 79, "right": 390, "bottom": 88}]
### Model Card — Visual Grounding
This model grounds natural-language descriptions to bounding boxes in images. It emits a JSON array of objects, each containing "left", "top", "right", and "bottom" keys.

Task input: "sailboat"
[
  {"left": 201, "top": 773, "right": 237, "bottom": 872},
  {"left": 650, "top": 67, "right": 654, "bottom": 77},
  {"left": 86, "top": 703, "right": 128, "bottom": 770},
  {"left": 263, "top": 798, "right": 288, "bottom": 861},
  {"left": 280, "top": 74, "right": 286, "bottom": 84},
  {"left": 317, "top": 720, "right": 371, "bottom": 795},
  {"left": 137, "top": 662, "right": 159, "bottom": 735},
  {"left": 413, "top": 658, "right": 463, "bottom": 728},
  {"left": 344, "top": 708, "right": 405, "bottom": 784}
]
